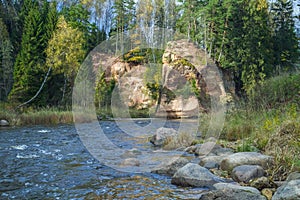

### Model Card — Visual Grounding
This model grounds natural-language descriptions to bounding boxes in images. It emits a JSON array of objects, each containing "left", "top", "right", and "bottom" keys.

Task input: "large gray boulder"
[
  {"left": 199, "top": 156, "right": 223, "bottom": 169},
  {"left": 199, "top": 188, "right": 267, "bottom": 200},
  {"left": 232, "top": 165, "right": 266, "bottom": 183},
  {"left": 0, "top": 119, "right": 9, "bottom": 126},
  {"left": 272, "top": 180, "right": 300, "bottom": 200},
  {"left": 220, "top": 152, "right": 274, "bottom": 172},
  {"left": 286, "top": 172, "right": 300, "bottom": 181},
  {"left": 150, "top": 127, "right": 177, "bottom": 146},
  {"left": 171, "top": 163, "right": 223, "bottom": 188},
  {"left": 151, "top": 157, "right": 189, "bottom": 176}
]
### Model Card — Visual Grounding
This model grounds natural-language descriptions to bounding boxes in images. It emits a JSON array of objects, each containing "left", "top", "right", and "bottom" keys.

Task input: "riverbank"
[
  {"left": 1, "top": 73, "right": 299, "bottom": 179},
  {"left": 150, "top": 126, "right": 299, "bottom": 199},
  {"left": 0, "top": 107, "right": 73, "bottom": 126}
]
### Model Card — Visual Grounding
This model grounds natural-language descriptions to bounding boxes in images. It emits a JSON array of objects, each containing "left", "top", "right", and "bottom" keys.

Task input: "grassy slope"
[{"left": 200, "top": 72, "right": 300, "bottom": 180}]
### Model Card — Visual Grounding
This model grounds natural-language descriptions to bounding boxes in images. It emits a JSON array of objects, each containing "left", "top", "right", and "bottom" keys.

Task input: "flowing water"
[{"left": 0, "top": 120, "right": 207, "bottom": 199}]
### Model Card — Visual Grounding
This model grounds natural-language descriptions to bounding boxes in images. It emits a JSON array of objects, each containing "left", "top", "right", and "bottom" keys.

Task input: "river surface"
[{"left": 0, "top": 120, "right": 207, "bottom": 199}]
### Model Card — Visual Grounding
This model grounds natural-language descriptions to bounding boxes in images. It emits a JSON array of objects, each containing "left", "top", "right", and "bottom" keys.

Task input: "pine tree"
[
  {"left": 176, "top": 0, "right": 206, "bottom": 42},
  {"left": 240, "top": 0, "right": 272, "bottom": 94},
  {"left": 196, "top": 0, "right": 273, "bottom": 95},
  {"left": 112, "top": 0, "right": 136, "bottom": 52},
  {"left": 0, "top": 18, "right": 13, "bottom": 101},
  {"left": 0, "top": 0, "right": 23, "bottom": 58},
  {"left": 62, "top": 4, "right": 105, "bottom": 52},
  {"left": 271, "top": 0, "right": 299, "bottom": 73},
  {"left": 9, "top": 0, "right": 48, "bottom": 105}
]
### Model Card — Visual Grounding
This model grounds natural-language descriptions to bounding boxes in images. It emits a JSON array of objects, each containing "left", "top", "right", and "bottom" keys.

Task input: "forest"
[{"left": 0, "top": 0, "right": 299, "bottom": 110}]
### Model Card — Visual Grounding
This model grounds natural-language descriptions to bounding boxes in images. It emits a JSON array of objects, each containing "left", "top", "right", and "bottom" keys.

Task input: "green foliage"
[
  {"left": 123, "top": 47, "right": 164, "bottom": 64},
  {"left": 94, "top": 70, "right": 115, "bottom": 112},
  {"left": 176, "top": 0, "right": 299, "bottom": 96},
  {"left": 0, "top": 18, "right": 13, "bottom": 101},
  {"left": 270, "top": 0, "right": 299, "bottom": 73},
  {"left": 236, "top": 139, "right": 259, "bottom": 152},
  {"left": 249, "top": 73, "right": 300, "bottom": 109},
  {"left": 198, "top": 73, "right": 300, "bottom": 180},
  {"left": 123, "top": 47, "right": 147, "bottom": 63},
  {"left": 146, "top": 82, "right": 160, "bottom": 100},
  {"left": 46, "top": 16, "right": 86, "bottom": 106},
  {"left": 9, "top": 0, "right": 50, "bottom": 106},
  {"left": 176, "top": 0, "right": 206, "bottom": 42},
  {"left": 62, "top": 4, "right": 105, "bottom": 51}
]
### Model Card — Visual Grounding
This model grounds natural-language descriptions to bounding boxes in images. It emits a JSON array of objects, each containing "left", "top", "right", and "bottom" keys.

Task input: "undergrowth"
[{"left": 199, "top": 72, "right": 300, "bottom": 180}]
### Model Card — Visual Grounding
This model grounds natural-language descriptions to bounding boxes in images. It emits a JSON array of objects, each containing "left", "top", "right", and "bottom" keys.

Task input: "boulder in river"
[
  {"left": 151, "top": 157, "right": 189, "bottom": 176},
  {"left": 0, "top": 119, "right": 9, "bottom": 126},
  {"left": 120, "top": 158, "right": 140, "bottom": 166},
  {"left": 286, "top": 172, "right": 300, "bottom": 181},
  {"left": 231, "top": 165, "right": 266, "bottom": 183},
  {"left": 272, "top": 179, "right": 300, "bottom": 200},
  {"left": 150, "top": 127, "right": 177, "bottom": 146},
  {"left": 220, "top": 152, "right": 274, "bottom": 172},
  {"left": 199, "top": 155, "right": 223, "bottom": 169},
  {"left": 171, "top": 163, "right": 224, "bottom": 188}
]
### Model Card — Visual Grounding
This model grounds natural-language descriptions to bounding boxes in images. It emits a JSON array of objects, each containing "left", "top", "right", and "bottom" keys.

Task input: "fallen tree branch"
[{"left": 15, "top": 66, "right": 52, "bottom": 110}]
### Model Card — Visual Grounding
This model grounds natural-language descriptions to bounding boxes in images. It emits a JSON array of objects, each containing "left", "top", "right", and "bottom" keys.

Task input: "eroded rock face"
[
  {"left": 157, "top": 39, "right": 235, "bottom": 118},
  {"left": 272, "top": 180, "right": 300, "bottom": 200},
  {"left": 171, "top": 163, "right": 224, "bottom": 188},
  {"left": 117, "top": 65, "right": 154, "bottom": 109},
  {"left": 92, "top": 40, "right": 235, "bottom": 117},
  {"left": 220, "top": 152, "right": 274, "bottom": 172}
]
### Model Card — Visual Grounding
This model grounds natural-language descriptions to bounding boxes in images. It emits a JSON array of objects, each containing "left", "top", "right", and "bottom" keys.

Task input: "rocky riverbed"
[
  {"left": 1, "top": 120, "right": 299, "bottom": 199},
  {"left": 150, "top": 127, "right": 300, "bottom": 200}
]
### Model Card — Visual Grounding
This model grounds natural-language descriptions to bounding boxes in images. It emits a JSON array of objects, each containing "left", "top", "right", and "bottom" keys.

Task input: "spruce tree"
[
  {"left": 9, "top": 0, "right": 48, "bottom": 105},
  {"left": 271, "top": 0, "right": 299, "bottom": 73},
  {"left": 0, "top": 18, "right": 13, "bottom": 101}
]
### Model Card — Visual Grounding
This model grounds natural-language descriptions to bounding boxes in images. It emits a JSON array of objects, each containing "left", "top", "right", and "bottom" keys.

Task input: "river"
[{"left": 0, "top": 120, "right": 207, "bottom": 199}]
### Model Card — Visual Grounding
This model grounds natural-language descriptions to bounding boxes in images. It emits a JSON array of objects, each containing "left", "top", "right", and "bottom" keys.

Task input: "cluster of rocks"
[{"left": 150, "top": 129, "right": 300, "bottom": 200}]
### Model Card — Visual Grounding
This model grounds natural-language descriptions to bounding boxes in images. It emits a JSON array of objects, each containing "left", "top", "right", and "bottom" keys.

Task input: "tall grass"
[
  {"left": 19, "top": 109, "right": 74, "bottom": 125},
  {"left": 0, "top": 104, "right": 75, "bottom": 126},
  {"left": 198, "top": 72, "right": 300, "bottom": 180}
]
